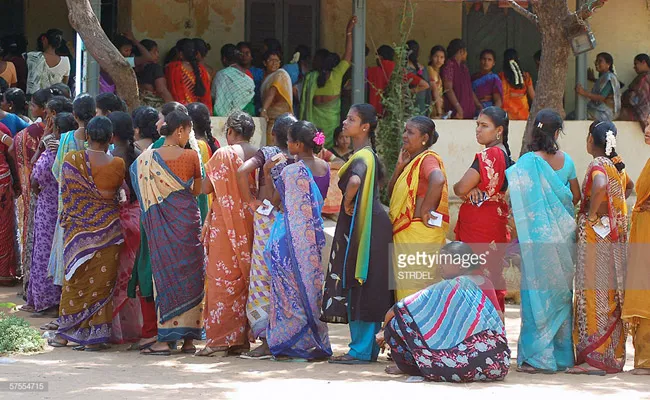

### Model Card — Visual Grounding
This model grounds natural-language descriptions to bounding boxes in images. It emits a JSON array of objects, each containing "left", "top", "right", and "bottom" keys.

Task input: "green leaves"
[{"left": 0, "top": 313, "right": 45, "bottom": 354}]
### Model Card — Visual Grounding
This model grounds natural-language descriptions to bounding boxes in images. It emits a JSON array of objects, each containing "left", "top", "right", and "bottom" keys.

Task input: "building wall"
[
  {"left": 131, "top": 0, "right": 244, "bottom": 69},
  {"left": 24, "top": 0, "right": 75, "bottom": 52}
]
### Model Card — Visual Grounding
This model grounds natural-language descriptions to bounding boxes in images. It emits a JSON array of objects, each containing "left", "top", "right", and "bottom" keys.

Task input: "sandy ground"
[{"left": 1, "top": 285, "right": 649, "bottom": 400}]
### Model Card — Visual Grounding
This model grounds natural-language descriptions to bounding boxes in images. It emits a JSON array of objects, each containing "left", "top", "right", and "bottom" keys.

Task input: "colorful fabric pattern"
[
  {"left": 587, "top": 71, "right": 621, "bottom": 121},
  {"left": 0, "top": 138, "right": 17, "bottom": 285},
  {"left": 131, "top": 150, "right": 205, "bottom": 326},
  {"left": 212, "top": 67, "right": 255, "bottom": 117},
  {"left": 26, "top": 149, "right": 61, "bottom": 311},
  {"left": 265, "top": 162, "right": 332, "bottom": 359},
  {"left": 203, "top": 147, "right": 254, "bottom": 347},
  {"left": 385, "top": 276, "right": 509, "bottom": 382},
  {"left": 165, "top": 61, "right": 212, "bottom": 109},
  {"left": 574, "top": 156, "right": 628, "bottom": 373},
  {"left": 506, "top": 152, "right": 576, "bottom": 371},
  {"left": 499, "top": 71, "right": 533, "bottom": 120},
  {"left": 472, "top": 72, "right": 503, "bottom": 109}
]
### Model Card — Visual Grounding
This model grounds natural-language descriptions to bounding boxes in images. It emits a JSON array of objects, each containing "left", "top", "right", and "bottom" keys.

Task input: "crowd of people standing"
[{"left": 0, "top": 19, "right": 648, "bottom": 383}]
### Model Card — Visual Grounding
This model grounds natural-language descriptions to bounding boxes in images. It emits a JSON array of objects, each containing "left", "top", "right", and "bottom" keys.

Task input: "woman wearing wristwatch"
[{"left": 568, "top": 121, "right": 634, "bottom": 376}]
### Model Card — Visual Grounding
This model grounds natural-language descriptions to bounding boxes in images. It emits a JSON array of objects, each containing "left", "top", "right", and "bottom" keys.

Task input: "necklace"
[
  {"left": 161, "top": 144, "right": 180, "bottom": 148},
  {"left": 87, "top": 148, "right": 107, "bottom": 154}
]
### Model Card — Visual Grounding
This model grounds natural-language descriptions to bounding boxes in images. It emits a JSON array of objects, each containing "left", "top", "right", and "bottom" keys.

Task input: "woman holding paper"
[
  {"left": 568, "top": 121, "right": 634, "bottom": 375},
  {"left": 387, "top": 116, "right": 449, "bottom": 301},
  {"left": 453, "top": 106, "right": 514, "bottom": 313}
]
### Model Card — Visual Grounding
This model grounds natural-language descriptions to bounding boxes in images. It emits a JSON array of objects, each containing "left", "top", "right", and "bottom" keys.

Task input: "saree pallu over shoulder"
[
  {"left": 321, "top": 147, "right": 393, "bottom": 323},
  {"left": 389, "top": 150, "right": 449, "bottom": 235},
  {"left": 261, "top": 69, "right": 293, "bottom": 113},
  {"left": 60, "top": 151, "right": 124, "bottom": 281},
  {"left": 265, "top": 162, "right": 332, "bottom": 359},
  {"left": 130, "top": 150, "right": 205, "bottom": 324},
  {"left": 574, "top": 156, "right": 628, "bottom": 373},
  {"left": 506, "top": 153, "right": 576, "bottom": 370}
]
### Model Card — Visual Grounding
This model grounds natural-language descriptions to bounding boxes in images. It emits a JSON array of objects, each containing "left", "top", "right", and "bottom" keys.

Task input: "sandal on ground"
[
  {"left": 630, "top": 368, "right": 650, "bottom": 375},
  {"left": 83, "top": 343, "right": 110, "bottom": 352},
  {"left": 140, "top": 347, "right": 171, "bottom": 356},
  {"left": 516, "top": 364, "right": 556, "bottom": 375},
  {"left": 127, "top": 340, "right": 156, "bottom": 351},
  {"left": 565, "top": 365, "right": 607, "bottom": 376},
  {"left": 19, "top": 304, "right": 36, "bottom": 313},
  {"left": 40, "top": 321, "right": 59, "bottom": 331},
  {"left": 47, "top": 338, "right": 67, "bottom": 348},
  {"left": 240, "top": 344, "right": 272, "bottom": 360},
  {"left": 181, "top": 345, "right": 197, "bottom": 354},
  {"left": 328, "top": 354, "right": 371, "bottom": 365},
  {"left": 195, "top": 346, "right": 228, "bottom": 357},
  {"left": 227, "top": 344, "right": 250, "bottom": 355}
]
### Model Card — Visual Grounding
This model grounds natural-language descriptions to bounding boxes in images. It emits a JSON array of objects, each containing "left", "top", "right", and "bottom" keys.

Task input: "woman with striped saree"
[{"left": 388, "top": 116, "right": 448, "bottom": 301}]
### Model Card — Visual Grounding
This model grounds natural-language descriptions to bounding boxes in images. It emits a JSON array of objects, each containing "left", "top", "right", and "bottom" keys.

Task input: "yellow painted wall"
[
  {"left": 24, "top": 0, "right": 74, "bottom": 51},
  {"left": 321, "top": 0, "right": 463, "bottom": 67},
  {"left": 131, "top": 0, "right": 244, "bottom": 69}
]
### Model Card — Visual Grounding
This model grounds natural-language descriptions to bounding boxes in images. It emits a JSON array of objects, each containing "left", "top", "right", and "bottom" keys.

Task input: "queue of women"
[{"left": 1, "top": 80, "right": 649, "bottom": 382}]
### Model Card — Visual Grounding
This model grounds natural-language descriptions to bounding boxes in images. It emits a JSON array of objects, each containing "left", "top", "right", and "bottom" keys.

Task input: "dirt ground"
[{"left": 1, "top": 286, "right": 649, "bottom": 400}]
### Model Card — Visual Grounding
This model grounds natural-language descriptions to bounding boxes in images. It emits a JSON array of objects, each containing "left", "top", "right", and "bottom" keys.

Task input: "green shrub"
[{"left": 0, "top": 313, "right": 45, "bottom": 354}]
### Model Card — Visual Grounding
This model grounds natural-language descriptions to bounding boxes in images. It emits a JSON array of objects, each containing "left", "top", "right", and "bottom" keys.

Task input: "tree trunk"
[
  {"left": 519, "top": 1, "right": 572, "bottom": 156},
  {"left": 66, "top": 0, "right": 139, "bottom": 110}
]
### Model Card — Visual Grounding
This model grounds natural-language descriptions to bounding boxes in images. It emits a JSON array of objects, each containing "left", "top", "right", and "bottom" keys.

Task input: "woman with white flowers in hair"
[
  {"left": 568, "top": 121, "right": 634, "bottom": 375},
  {"left": 576, "top": 52, "right": 622, "bottom": 121},
  {"left": 499, "top": 49, "right": 535, "bottom": 120}
]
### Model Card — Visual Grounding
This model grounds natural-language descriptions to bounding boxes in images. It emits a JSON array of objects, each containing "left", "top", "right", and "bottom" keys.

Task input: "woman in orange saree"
[
  {"left": 165, "top": 39, "right": 212, "bottom": 110},
  {"left": 621, "top": 122, "right": 650, "bottom": 375},
  {"left": 199, "top": 111, "right": 257, "bottom": 357},
  {"left": 569, "top": 121, "right": 634, "bottom": 375}
]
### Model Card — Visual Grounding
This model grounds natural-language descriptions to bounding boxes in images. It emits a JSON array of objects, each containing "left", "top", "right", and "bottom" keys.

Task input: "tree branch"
[
  {"left": 507, "top": 0, "right": 538, "bottom": 26},
  {"left": 65, "top": 0, "right": 140, "bottom": 110},
  {"left": 576, "top": 0, "right": 610, "bottom": 20}
]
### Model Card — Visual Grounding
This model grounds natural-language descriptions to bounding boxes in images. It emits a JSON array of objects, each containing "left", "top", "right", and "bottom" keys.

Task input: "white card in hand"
[
  {"left": 593, "top": 216, "right": 611, "bottom": 239},
  {"left": 427, "top": 211, "right": 443, "bottom": 228},
  {"left": 256, "top": 199, "right": 274, "bottom": 216}
]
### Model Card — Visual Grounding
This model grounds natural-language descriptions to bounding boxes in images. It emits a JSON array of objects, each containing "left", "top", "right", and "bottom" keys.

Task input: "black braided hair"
[
  {"left": 187, "top": 102, "right": 218, "bottom": 152},
  {"left": 408, "top": 116, "right": 438, "bottom": 148},
  {"left": 589, "top": 120, "right": 625, "bottom": 172},
  {"left": 132, "top": 106, "right": 160, "bottom": 141},
  {"left": 3, "top": 88, "right": 28, "bottom": 117},
  {"left": 349, "top": 103, "right": 385, "bottom": 182},
  {"left": 46, "top": 96, "right": 73, "bottom": 115},
  {"left": 503, "top": 48, "right": 525, "bottom": 89},
  {"left": 72, "top": 94, "right": 96, "bottom": 126},
  {"left": 289, "top": 120, "right": 322, "bottom": 153},
  {"left": 108, "top": 111, "right": 137, "bottom": 167},
  {"left": 176, "top": 39, "right": 206, "bottom": 98},
  {"left": 529, "top": 109, "right": 563, "bottom": 155},
  {"left": 225, "top": 110, "right": 255, "bottom": 140}
]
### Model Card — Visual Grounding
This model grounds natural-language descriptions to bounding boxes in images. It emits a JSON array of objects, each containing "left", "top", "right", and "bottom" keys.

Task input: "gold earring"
[
  {"left": 497, "top": 135, "right": 501, "bottom": 140},
  {"left": 422, "top": 141, "right": 427, "bottom": 146}
]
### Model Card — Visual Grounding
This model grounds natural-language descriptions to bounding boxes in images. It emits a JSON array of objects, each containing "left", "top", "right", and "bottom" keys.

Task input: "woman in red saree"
[
  {"left": 453, "top": 107, "right": 514, "bottom": 312},
  {"left": 12, "top": 88, "right": 52, "bottom": 297},
  {"left": 0, "top": 122, "right": 19, "bottom": 286},
  {"left": 165, "top": 39, "right": 212, "bottom": 110}
]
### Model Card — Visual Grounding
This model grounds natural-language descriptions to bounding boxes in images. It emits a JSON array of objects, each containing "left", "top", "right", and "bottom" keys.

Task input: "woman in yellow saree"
[
  {"left": 259, "top": 51, "right": 293, "bottom": 145},
  {"left": 621, "top": 121, "right": 650, "bottom": 375},
  {"left": 388, "top": 116, "right": 448, "bottom": 301},
  {"left": 569, "top": 121, "right": 634, "bottom": 375}
]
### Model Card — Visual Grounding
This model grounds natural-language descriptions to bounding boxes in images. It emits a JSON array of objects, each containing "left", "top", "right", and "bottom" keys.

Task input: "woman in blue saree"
[
  {"left": 506, "top": 109, "right": 581, "bottom": 373},
  {"left": 264, "top": 161, "right": 332, "bottom": 360},
  {"left": 576, "top": 53, "right": 622, "bottom": 121}
]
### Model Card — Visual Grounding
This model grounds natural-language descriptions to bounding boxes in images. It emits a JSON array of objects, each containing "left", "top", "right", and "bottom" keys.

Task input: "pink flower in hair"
[{"left": 313, "top": 131, "right": 325, "bottom": 146}]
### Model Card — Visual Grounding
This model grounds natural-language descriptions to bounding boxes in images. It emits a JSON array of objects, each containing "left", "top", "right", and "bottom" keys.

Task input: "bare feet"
[
  {"left": 630, "top": 368, "right": 650, "bottom": 375},
  {"left": 385, "top": 364, "right": 407, "bottom": 375}
]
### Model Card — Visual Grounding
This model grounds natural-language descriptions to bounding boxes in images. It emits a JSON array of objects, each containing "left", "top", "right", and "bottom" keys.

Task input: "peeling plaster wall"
[{"left": 132, "top": 0, "right": 244, "bottom": 68}]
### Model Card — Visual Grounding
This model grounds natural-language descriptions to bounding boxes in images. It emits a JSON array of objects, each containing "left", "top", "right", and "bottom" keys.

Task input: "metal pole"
[
  {"left": 82, "top": 0, "right": 101, "bottom": 96},
  {"left": 351, "top": 0, "right": 366, "bottom": 105},
  {"left": 575, "top": 0, "right": 587, "bottom": 120}
]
